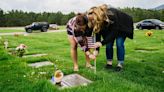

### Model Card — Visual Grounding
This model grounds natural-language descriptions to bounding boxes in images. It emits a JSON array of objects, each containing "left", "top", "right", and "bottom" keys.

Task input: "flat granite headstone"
[
  {"left": 135, "top": 50, "right": 157, "bottom": 53},
  {"left": 28, "top": 61, "right": 53, "bottom": 68},
  {"left": 52, "top": 74, "right": 92, "bottom": 88},
  {"left": 23, "top": 54, "right": 47, "bottom": 58}
]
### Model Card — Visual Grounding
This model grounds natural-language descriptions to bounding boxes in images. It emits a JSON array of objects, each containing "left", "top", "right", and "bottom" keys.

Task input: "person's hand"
[
  {"left": 86, "top": 51, "right": 91, "bottom": 56},
  {"left": 93, "top": 50, "right": 99, "bottom": 56},
  {"left": 94, "top": 42, "right": 102, "bottom": 48},
  {"left": 89, "top": 54, "right": 96, "bottom": 60}
]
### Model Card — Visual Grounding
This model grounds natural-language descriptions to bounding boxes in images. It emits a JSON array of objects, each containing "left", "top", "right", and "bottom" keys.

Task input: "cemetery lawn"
[
  {"left": 0, "top": 26, "right": 66, "bottom": 33},
  {"left": 0, "top": 30, "right": 163, "bottom": 92},
  {"left": 0, "top": 29, "right": 24, "bottom": 33}
]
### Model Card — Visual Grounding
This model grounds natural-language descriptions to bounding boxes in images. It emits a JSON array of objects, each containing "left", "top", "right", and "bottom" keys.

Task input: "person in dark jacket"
[{"left": 87, "top": 4, "right": 134, "bottom": 71}]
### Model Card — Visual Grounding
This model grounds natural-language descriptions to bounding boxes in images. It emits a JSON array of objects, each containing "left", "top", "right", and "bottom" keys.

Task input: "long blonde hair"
[{"left": 87, "top": 4, "right": 113, "bottom": 33}]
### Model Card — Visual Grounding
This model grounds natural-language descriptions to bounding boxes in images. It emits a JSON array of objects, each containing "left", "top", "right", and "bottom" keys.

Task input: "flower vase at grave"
[
  {"left": 51, "top": 70, "right": 64, "bottom": 85},
  {"left": 16, "top": 44, "right": 27, "bottom": 57},
  {"left": 18, "top": 50, "right": 25, "bottom": 57},
  {"left": 55, "top": 70, "right": 64, "bottom": 83}
]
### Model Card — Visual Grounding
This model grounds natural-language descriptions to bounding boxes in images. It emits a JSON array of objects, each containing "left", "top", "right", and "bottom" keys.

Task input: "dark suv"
[
  {"left": 25, "top": 22, "right": 49, "bottom": 33},
  {"left": 136, "top": 19, "right": 164, "bottom": 30}
]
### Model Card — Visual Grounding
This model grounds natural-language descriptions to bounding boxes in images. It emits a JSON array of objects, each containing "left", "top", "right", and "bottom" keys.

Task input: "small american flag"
[
  {"left": 87, "top": 36, "right": 95, "bottom": 49},
  {"left": 87, "top": 36, "right": 97, "bottom": 74}
]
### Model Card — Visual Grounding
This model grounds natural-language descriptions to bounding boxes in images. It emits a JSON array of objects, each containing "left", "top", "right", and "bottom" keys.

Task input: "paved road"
[{"left": 0, "top": 30, "right": 66, "bottom": 36}]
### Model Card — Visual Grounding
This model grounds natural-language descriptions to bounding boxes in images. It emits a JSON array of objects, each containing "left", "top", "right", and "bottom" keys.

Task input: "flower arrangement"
[
  {"left": 146, "top": 31, "right": 153, "bottom": 36},
  {"left": 14, "top": 33, "right": 19, "bottom": 37},
  {"left": 15, "top": 44, "right": 27, "bottom": 57},
  {"left": 51, "top": 70, "right": 64, "bottom": 84}
]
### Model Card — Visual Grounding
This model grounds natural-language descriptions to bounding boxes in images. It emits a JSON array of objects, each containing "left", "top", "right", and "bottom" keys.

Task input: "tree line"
[
  {"left": 0, "top": 9, "right": 75, "bottom": 27},
  {"left": 0, "top": 8, "right": 163, "bottom": 27},
  {"left": 120, "top": 7, "right": 164, "bottom": 23}
]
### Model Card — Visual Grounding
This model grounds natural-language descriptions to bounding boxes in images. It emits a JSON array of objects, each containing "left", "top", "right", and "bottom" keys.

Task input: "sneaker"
[
  {"left": 115, "top": 63, "right": 123, "bottom": 72},
  {"left": 105, "top": 64, "right": 113, "bottom": 69}
]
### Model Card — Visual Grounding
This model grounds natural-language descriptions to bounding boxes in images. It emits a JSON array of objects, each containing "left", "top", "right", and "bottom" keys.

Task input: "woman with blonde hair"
[{"left": 87, "top": 4, "right": 134, "bottom": 71}]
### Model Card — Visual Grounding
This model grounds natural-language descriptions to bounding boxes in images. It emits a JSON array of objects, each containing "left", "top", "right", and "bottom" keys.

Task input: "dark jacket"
[{"left": 99, "top": 8, "right": 134, "bottom": 45}]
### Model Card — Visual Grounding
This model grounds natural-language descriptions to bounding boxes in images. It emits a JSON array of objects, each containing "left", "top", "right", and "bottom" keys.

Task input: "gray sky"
[{"left": 0, "top": 0, "right": 163, "bottom": 13}]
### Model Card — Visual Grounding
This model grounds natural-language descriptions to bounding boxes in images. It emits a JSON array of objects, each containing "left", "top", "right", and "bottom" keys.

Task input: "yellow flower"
[
  {"left": 54, "top": 70, "right": 64, "bottom": 83},
  {"left": 146, "top": 31, "right": 153, "bottom": 36}
]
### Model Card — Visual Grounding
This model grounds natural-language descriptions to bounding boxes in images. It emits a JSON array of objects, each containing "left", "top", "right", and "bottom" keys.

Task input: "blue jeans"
[{"left": 106, "top": 36, "right": 126, "bottom": 64}]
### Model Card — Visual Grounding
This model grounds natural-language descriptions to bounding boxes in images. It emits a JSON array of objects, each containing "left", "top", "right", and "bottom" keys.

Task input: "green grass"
[
  {"left": 0, "top": 30, "right": 163, "bottom": 92},
  {"left": 0, "top": 26, "right": 66, "bottom": 33},
  {"left": 59, "top": 25, "right": 66, "bottom": 30},
  {"left": 0, "top": 29, "right": 24, "bottom": 33}
]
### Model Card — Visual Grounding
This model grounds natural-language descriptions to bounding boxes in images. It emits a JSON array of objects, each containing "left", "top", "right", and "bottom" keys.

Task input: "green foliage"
[
  {"left": 120, "top": 7, "right": 164, "bottom": 22},
  {"left": 0, "top": 8, "right": 163, "bottom": 27},
  {"left": 0, "top": 9, "right": 75, "bottom": 27},
  {"left": 0, "top": 9, "right": 5, "bottom": 26}
]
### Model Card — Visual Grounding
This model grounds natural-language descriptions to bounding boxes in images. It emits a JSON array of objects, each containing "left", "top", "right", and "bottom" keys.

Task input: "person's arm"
[
  {"left": 94, "top": 33, "right": 101, "bottom": 55},
  {"left": 94, "top": 25, "right": 118, "bottom": 48},
  {"left": 74, "top": 36, "right": 89, "bottom": 52}
]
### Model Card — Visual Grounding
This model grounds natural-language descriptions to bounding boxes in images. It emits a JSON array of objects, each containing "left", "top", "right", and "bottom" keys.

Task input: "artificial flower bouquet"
[{"left": 15, "top": 44, "right": 27, "bottom": 57}]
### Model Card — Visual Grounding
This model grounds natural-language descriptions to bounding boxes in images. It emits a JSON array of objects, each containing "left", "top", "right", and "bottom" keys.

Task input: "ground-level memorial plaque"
[
  {"left": 28, "top": 61, "right": 53, "bottom": 68},
  {"left": 51, "top": 73, "right": 92, "bottom": 88},
  {"left": 23, "top": 53, "right": 47, "bottom": 58}
]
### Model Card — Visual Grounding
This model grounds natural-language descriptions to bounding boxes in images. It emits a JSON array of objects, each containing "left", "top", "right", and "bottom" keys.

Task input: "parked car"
[
  {"left": 25, "top": 22, "right": 49, "bottom": 33},
  {"left": 136, "top": 19, "right": 164, "bottom": 30},
  {"left": 49, "top": 24, "right": 59, "bottom": 30}
]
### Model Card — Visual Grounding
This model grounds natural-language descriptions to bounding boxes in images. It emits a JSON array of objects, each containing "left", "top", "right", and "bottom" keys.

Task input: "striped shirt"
[
  {"left": 66, "top": 17, "right": 76, "bottom": 35},
  {"left": 67, "top": 17, "right": 98, "bottom": 52}
]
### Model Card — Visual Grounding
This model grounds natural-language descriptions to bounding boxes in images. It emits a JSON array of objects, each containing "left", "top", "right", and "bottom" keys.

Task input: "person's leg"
[
  {"left": 106, "top": 41, "right": 114, "bottom": 68},
  {"left": 116, "top": 36, "right": 126, "bottom": 69},
  {"left": 68, "top": 36, "right": 78, "bottom": 71}
]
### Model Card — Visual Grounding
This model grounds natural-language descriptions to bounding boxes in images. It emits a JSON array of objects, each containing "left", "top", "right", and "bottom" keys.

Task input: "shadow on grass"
[{"left": 134, "top": 47, "right": 159, "bottom": 51}]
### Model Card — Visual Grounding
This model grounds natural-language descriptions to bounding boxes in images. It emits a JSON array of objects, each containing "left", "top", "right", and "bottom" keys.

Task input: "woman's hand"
[
  {"left": 94, "top": 42, "right": 102, "bottom": 48},
  {"left": 86, "top": 51, "right": 97, "bottom": 59},
  {"left": 86, "top": 51, "right": 91, "bottom": 56},
  {"left": 93, "top": 50, "right": 99, "bottom": 56},
  {"left": 89, "top": 54, "right": 96, "bottom": 60}
]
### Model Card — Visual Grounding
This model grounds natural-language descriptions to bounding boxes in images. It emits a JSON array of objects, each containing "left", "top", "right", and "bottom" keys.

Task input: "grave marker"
[
  {"left": 23, "top": 54, "right": 47, "bottom": 58},
  {"left": 28, "top": 61, "right": 53, "bottom": 68},
  {"left": 51, "top": 74, "right": 92, "bottom": 88}
]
